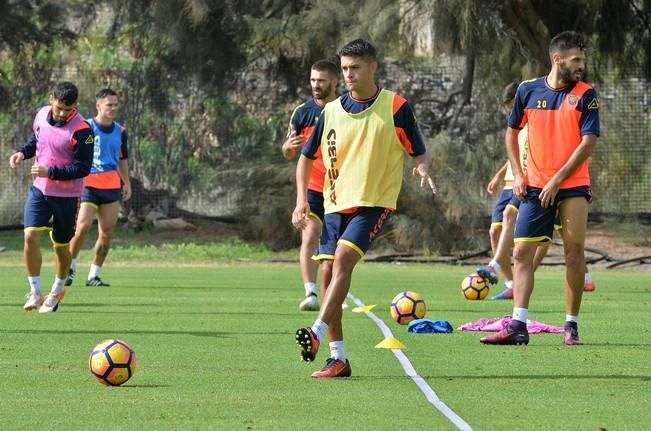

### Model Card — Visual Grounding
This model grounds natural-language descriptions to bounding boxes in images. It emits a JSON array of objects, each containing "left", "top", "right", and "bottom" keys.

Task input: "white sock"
[
  {"left": 513, "top": 307, "right": 528, "bottom": 323},
  {"left": 566, "top": 314, "right": 578, "bottom": 323},
  {"left": 28, "top": 276, "right": 41, "bottom": 294},
  {"left": 304, "top": 282, "right": 317, "bottom": 297},
  {"left": 71, "top": 258, "right": 77, "bottom": 273},
  {"left": 88, "top": 264, "right": 101, "bottom": 280},
  {"left": 311, "top": 319, "right": 328, "bottom": 342},
  {"left": 504, "top": 280, "right": 513, "bottom": 290},
  {"left": 488, "top": 260, "right": 501, "bottom": 273},
  {"left": 329, "top": 341, "right": 346, "bottom": 362},
  {"left": 584, "top": 272, "right": 592, "bottom": 283},
  {"left": 52, "top": 277, "right": 66, "bottom": 294}
]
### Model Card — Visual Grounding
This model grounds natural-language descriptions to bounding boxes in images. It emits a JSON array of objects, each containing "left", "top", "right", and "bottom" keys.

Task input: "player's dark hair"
[
  {"left": 52, "top": 81, "right": 79, "bottom": 105},
  {"left": 338, "top": 38, "right": 377, "bottom": 62},
  {"left": 96, "top": 88, "right": 118, "bottom": 100},
  {"left": 549, "top": 31, "right": 586, "bottom": 59},
  {"left": 502, "top": 82, "right": 519, "bottom": 103},
  {"left": 311, "top": 60, "right": 339, "bottom": 78}
]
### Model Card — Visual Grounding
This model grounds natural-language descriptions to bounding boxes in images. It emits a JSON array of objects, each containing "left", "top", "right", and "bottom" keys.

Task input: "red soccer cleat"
[
  {"left": 295, "top": 327, "right": 320, "bottom": 362},
  {"left": 480, "top": 324, "right": 529, "bottom": 345},
  {"left": 311, "top": 358, "right": 352, "bottom": 378}
]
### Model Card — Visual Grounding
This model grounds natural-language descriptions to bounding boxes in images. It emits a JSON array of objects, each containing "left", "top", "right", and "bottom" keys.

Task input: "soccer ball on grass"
[
  {"left": 390, "top": 291, "right": 426, "bottom": 325},
  {"left": 461, "top": 274, "right": 490, "bottom": 300},
  {"left": 89, "top": 339, "right": 136, "bottom": 386}
]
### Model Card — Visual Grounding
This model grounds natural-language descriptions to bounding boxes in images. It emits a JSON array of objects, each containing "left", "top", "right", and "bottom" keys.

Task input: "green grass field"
[{"left": 0, "top": 233, "right": 649, "bottom": 430}]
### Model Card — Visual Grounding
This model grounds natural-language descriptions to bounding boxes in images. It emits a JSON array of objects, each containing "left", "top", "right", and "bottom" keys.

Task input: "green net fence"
[{"left": 0, "top": 65, "right": 649, "bottom": 231}]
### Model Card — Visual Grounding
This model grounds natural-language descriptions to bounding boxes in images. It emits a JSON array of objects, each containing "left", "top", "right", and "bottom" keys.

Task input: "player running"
[
  {"left": 67, "top": 88, "right": 131, "bottom": 287},
  {"left": 9, "top": 81, "right": 93, "bottom": 313}
]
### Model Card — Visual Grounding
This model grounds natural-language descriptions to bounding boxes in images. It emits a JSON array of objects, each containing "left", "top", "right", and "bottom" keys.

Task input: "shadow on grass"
[
  {"left": 0, "top": 328, "right": 228, "bottom": 338},
  {"left": 120, "top": 384, "right": 172, "bottom": 388}
]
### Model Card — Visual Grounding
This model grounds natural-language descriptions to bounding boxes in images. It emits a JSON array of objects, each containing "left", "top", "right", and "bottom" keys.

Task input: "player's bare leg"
[
  {"left": 558, "top": 197, "right": 589, "bottom": 345},
  {"left": 489, "top": 223, "right": 501, "bottom": 256},
  {"left": 24, "top": 229, "right": 42, "bottom": 278},
  {"left": 486, "top": 206, "right": 516, "bottom": 298},
  {"left": 296, "top": 245, "right": 358, "bottom": 372},
  {"left": 23, "top": 229, "right": 44, "bottom": 310},
  {"left": 299, "top": 216, "right": 321, "bottom": 310},
  {"left": 481, "top": 241, "right": 537, "bottom": 345},
  {"left": 86, "top": 201, "right": 119, "bottom": 286},
  {"left": 67, "top": 203, "right": 97, "bottom": 286}
]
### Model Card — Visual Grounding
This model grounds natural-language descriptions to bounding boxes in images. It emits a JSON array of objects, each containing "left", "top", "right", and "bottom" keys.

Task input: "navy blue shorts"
[
  {"left": 514, "top": 186, "right": 591, "bottom": 245},
  {"left": 491, "top": 188, "right": 514, "bottom": 225},
  {"left": 507, "top": 194, "right": 522, "bottom": 211},
  {"left": 81, "top": 186, "right": 122, "bottom": 208},
  {"left": 23, "top": 185, "right": 79, "bottom": 245},
  {"left": 315, "top": 207, "right": 392, "bottom": 260},
  {"left": 307, "top": 189, "right": 324, "bottom": 225}
]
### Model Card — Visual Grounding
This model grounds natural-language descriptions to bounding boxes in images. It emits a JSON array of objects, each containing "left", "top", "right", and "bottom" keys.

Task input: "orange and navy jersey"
[
  {"left": 508, "top": 76, "right": 600, "bottom": 189},
  {"left": 303, "top": 88, "right": 426, "bottom": 160},
  {"left": 288, "top": 98, "right": 326, "bottom": 192},
  {"left": 84, "top": 119, "right": 128, "bottom": 190}
]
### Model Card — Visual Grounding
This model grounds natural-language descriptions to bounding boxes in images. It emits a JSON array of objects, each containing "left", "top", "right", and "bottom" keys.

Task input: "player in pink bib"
[{"left": 9, "top": 82, "right": 94, "bottom": 313}]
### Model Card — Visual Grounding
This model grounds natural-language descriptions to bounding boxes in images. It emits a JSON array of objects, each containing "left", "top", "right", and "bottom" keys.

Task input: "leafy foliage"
[{"left": 0, "top": 0, "right": 650, "bottom": 249}]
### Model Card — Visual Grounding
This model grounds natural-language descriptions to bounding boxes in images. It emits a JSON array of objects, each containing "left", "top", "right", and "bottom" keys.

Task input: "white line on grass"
[{"left": 348, "top": 292, "right": 473, "bottom": 431}]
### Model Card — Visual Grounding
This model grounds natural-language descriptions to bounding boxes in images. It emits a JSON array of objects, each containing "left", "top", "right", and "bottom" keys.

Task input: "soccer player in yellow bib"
[{"left": 291, "top": 39, "right": 436, "bottom": 378}]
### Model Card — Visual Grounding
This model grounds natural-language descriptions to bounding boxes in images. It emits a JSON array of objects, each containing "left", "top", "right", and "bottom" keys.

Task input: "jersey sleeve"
[
  {"left": 393, "top": 96, "right": 426, "bottom": 156},
  {"left": 47, "top": 121, "right": 93, "bottom": 180},
  {"left": 120, "top": 127, "right": 129, "bottom": 159},
  {"left": 17, "top": 133, "right": 38, "bottom": 159},
  {"left": 579, "top": 88, "right": 600, "bottom": 136},
  {"left": 507, "top": 85, "right": 527, "bottom": 130},
  {"left": 287, "top": 105, "right": 304, "bottom": 137},
  {"left": 301, "top": 111, "right": 325, "bottom": 160}
]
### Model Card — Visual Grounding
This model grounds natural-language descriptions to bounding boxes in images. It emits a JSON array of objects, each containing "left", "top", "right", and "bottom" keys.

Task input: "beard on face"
[
  {"left": 559, "top": 62, "right": 582, "bottom": 85},
  {"left": 313, "top": 84, "right": 332, "bottom": 100}
]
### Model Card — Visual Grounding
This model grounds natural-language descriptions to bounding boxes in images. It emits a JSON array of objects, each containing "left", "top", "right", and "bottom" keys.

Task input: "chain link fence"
[{"left": 1, "top": 64, "right": 649, "bottom": 232}]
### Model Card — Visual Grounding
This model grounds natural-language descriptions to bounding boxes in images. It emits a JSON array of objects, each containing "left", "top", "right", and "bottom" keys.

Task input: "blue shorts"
[
  {"left": 491, "top": 188, "right": 514, "bottom": 225},
  {"left": 514, "top": 186, "right": 591, "bottom": 245},
  {"left": 315, "top": 207, "right": 392, "bottom": 260},
  {"left": 81, "top": 186, "right": 122, "bottom": 208},
  {"left": 507, "top": 195, "right": 522, "bottom": 211},
  {"left": 307, "top": 189, "right": 324, "bottom": 224},
  {"left": 24, "top": 185, "right": 79, "bottom": 246}
]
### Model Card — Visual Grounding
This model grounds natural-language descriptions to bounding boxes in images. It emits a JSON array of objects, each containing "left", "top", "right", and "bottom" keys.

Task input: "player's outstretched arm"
[{"left": 411, "top": 153, "right": 436, "bottom": 194}]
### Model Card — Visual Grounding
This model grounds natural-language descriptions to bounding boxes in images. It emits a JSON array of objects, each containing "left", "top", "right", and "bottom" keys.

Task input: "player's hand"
[
  {"left": 412, "top": 166, "right": 436, "bottom": 194},
  {"left": 282, "top": 129, "right": 305, "bottom": 160},
  {"left": 30, "top": 163, "right": 48, "bottom": 177},
  {"left": 122, "top": 183, "right": 132, "bottom": 202},
  {"left": 291, "top": 202, "right": 310, "bottom": 230},
  {"left": 513, "top": 174, "right": 527, "bottom": 201},
  {"left": 486, "top": 175, "right": 500, "bottom": 195},
  {"left": 539, "top": 178, "right": 560, "bottom": 208},
  {"left": 9, "top": 152, "right": 24, "bottom": 169}
]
